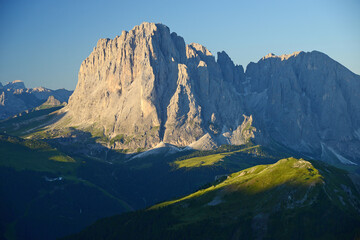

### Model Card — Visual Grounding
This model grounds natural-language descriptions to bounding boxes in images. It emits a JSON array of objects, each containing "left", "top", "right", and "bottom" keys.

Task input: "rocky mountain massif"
[
  {"left": 0, "top": 80, "right": 73, "bottom": 120},
  {"left": 55, "top": 22, "right": 360, "bottom": 165}
]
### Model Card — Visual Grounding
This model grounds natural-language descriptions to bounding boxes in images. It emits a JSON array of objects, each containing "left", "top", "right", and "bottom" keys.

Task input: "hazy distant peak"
[
  {"left": 12, "top": 80, "right": 24, "bottom": 83},
  {"left": 261, "top": 51, "right": 303, "bottom": 61},
  {"left": 31, "top": 87, "right": 50, "bottom": 92},
  {"left": 4, "top": 80, "right": 26, "bottom": 90},
  {"left": 0, "top": 80, "right": 72, "bottom": 120}
]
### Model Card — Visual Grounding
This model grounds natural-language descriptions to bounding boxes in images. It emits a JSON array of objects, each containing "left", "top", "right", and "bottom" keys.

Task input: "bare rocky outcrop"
[
  {"left": 59, "top": 22, "right": 252, "bottom": 150},
  {"left": 41, "top": 96, "right": 61, "bottom": 106}
]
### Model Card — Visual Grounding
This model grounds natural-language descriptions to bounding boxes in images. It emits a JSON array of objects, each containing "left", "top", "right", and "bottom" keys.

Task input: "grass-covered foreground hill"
[{"left": 65, "top": 158, "right": 360, "bottom": 240}]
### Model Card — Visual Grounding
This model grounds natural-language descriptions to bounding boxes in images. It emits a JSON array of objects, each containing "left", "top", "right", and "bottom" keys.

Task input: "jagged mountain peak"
[{"left": 11, "top": 80, "right": 24, "bottom": 84}]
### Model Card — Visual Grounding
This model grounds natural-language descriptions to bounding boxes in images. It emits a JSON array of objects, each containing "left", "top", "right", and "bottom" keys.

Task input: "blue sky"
[{"left": 0, "top": 0, "right": 359, "bottom": 90}]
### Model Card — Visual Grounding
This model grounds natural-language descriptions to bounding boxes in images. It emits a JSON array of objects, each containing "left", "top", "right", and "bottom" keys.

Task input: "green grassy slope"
[
  {"left": 172, "top": 145, "right": 277, "bottom": 169},
  {"left": 0, "top": 135, "right": 76, "bottom": 174},
  {"left": 0, "top": 131, "right": 285, "bottom": 240},
  {"left": 65, "top": 158, "right": 360, "bottom": 240},
  {"left": 0, "top": 135, "right": 132, "bottom": 240},
  {"left": 2, "top": 121, "right": 359, "bottom": 240},
  {"left": 0, "top": 106, "right": 63, "bottom": 136}
]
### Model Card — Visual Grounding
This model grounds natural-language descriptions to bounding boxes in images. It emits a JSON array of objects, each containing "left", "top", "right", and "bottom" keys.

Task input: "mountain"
[
  {"left": 0, "top": 80, "right": 72, "bottom": 120},
  {"left": 57, "top": 22, "right": 252, "bottom": 151},
  {"left": 63, "top": 158, "right": 360, "bottom": 240},
  {"left": 51, "top": 22, "right": 360, "bottom": 166}
]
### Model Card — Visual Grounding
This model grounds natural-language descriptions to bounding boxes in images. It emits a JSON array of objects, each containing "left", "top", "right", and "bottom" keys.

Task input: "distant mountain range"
[
  {"left": 52, "top": 22, "right": 360, "bottom": 166},
  {"left": 0, "top": 80, "right": 72, "bottom": 120}
]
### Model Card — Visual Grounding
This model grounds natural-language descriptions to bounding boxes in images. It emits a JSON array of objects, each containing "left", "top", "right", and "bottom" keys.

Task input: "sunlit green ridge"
[
  {"left": 173, "top": 145, "right": 261, "bottom": 169},
  {"left": 154, "top": 157, "right": 323, "bottom": 209},
  {"left": 64, "top": 156, "right": 360, "bottom": 240}
]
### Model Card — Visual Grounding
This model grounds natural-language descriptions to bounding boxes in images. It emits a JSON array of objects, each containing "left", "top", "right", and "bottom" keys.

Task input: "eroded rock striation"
[{"left": 58, "top": 22, "right": 360, "bottom": 164}]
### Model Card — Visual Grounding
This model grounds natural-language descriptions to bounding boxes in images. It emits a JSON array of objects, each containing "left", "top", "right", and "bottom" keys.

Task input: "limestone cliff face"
[
  {"left": 62, "top": 22, "right": 250, "bottom": 149},
  {"left": 61, "top": 22, "right": 360, "bottom": 164}
]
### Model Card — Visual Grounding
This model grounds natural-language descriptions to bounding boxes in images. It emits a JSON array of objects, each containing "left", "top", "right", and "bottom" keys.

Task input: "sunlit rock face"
[
  {"left": 62, "top": 22, "right": 250, "bottom": 150},
  {"left": 61, "top": 22, "right": 360, "bottom": 164}
]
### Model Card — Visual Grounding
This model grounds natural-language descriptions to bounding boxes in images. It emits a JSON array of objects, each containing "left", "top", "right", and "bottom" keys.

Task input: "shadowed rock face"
[
  {"left": 61, "top": 22, "right": 360, "bottom": 164},
  {"left": 245, "top": 51, "right": 360, "bottom": 164}
]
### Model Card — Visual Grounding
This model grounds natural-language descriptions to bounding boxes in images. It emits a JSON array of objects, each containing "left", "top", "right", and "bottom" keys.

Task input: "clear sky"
[{"left": 0, "top": 0, "right": 359, "bottom": 90}]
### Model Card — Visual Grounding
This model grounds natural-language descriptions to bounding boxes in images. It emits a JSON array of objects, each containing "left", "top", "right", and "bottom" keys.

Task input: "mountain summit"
[{"left": 56, "top": 22, "right": 360, "bottom": 165}]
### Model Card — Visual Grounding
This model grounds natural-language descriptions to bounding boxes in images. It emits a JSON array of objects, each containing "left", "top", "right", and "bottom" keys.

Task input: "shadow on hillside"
[
  {"left": 44, "top": 128, "right": 128, "bottom": 162},
  {"left": 0, "top": 106, "right": 65, "bottom": 136}
]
